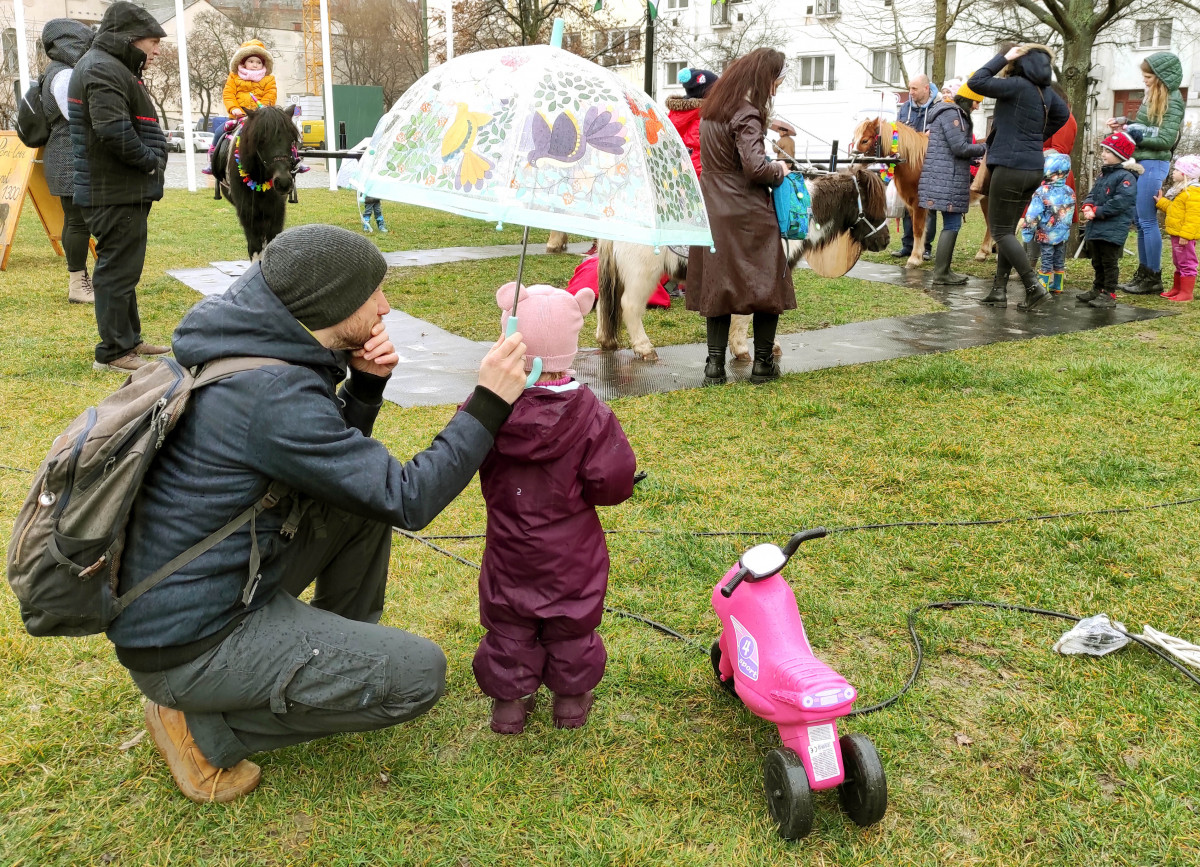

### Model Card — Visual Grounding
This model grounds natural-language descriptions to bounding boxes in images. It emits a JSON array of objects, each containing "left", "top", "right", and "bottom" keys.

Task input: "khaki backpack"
[{"left": 7, "top": 356, "right": 289, "bottom": 637}]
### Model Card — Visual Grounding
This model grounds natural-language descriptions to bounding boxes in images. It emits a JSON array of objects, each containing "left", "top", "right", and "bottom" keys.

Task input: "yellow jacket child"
[
  {"left": 1156, "top": 163, "right": 1200, "bottom": 242},
  {"left": 223, "top": 40, "right": 277, "bottom": 117}
]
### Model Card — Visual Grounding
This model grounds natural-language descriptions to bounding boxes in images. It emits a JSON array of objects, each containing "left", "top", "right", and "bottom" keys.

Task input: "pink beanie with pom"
[
  {"left": 497, "top": 282, "right": 596, "bottom": 373},
  {"left": 1175, "top": 155, "right": 1200, "bottom": 179}
]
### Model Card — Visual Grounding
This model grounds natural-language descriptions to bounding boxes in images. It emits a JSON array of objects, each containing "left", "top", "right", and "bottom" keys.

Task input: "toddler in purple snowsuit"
[{"left": 471, "top": 282, "right": 637, "bottom": 734}]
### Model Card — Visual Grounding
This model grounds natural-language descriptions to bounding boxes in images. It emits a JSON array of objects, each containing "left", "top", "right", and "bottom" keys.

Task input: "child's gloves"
[{"left": 1081, "top": 204, "right": 1097, "bottom": 221}]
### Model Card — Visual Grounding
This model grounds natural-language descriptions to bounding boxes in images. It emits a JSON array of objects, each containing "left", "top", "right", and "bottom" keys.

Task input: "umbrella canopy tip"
[{"left": 551, "top": 18, "right": 565, "bottom": 48}]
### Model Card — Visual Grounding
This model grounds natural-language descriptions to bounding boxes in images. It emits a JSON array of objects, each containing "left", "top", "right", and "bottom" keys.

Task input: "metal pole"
[
  {"left": 13, "top": 0, "right": 30, "bottom": 95},
  {"left": 175, "top": 0, "right": 197, "bottom": 192},
  {"left": 445, "top": 0, "right": 454, "bottom": 60},
  {"left": 319, "top": 0, "right": 337, "bottom": 189},
  {"left": 829, "top": 139, "right": 839, "bottom": 173},
  {"left": 643, "top": 6, "right": 655, "bottom": 98}
]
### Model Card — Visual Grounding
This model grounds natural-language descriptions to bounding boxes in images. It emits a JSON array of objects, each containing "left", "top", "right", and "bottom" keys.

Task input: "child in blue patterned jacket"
[{"left": 1021, "top": 150, "right": 1076, "bottom": 293}]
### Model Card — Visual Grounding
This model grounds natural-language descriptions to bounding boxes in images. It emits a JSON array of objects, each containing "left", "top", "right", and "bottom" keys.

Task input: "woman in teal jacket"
[{"left": 1109, "top": 51, "right": 1185, "bottom": 295}]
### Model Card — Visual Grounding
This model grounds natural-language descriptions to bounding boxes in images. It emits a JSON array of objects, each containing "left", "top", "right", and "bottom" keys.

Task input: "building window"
[
  {"left": 711, "top": 2, "right": 730, "bottom": 26},
  {"left": 922, "top": 44, "right": 956, "bottom": 82},
  {"left": 2, "top": 28, "right": 17, "bottom": 75},
  {"left": 797, "top": 55, "right": 835, "bottom": 90},
  {"left": 871, "top": 49, "right": 902, "bottom": 87},
  {"left": 666, "top": 60, "right": 688, "bottom": 86},
  {"left": 665, "top": 0, "right": 689, "bottom": 9},
  {"left": 1138, "top": 19, "right": 1172, "bottom": 49},
  {"left": 806, "top": 0, "right": 840, "bottom": 15}
]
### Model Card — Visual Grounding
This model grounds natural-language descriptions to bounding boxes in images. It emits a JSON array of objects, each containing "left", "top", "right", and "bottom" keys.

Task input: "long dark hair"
[{"left": 701, "top": 48, "right": 786, "bottom": 124}]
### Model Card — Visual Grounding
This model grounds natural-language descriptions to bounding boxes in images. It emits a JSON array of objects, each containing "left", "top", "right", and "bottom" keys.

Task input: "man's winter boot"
[
  {"left": 68, "top": 271, "right": 94, "bottom": 304},
  {"left": 1017, "top": 271, "right": 1051, "bottom": 311},
  {"left": 1162, "top": 272, "right": 1182, "bottom": 298},
  {"left": 144, "top": 701, "right": 260, "bottom": 803},
  {"left": 1168, "top": 275, "right": 1195, "bottom": 303},
  {"left": 1118, "top": 264, "right": 1148, "bottom": 293},
  {"left": 980, "top": 276, "right": 1008, "bottom": 308},
  {"left": 1088, "top": 291, "right": 1117, "bottom": 309},
  {"left": 930, "top": 230, "right": 968, "bottom": 285},
  {"left": 1051, "top": 271, "right": 1065, "bottom": 294}
]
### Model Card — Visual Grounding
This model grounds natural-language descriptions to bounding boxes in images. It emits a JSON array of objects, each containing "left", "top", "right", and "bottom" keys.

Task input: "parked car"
[
  {"left": 191, "top": 131, "right": 214, "bottom": 153},
  {"left": 165, "top": 129, "right": 186, "bottom": 152}
]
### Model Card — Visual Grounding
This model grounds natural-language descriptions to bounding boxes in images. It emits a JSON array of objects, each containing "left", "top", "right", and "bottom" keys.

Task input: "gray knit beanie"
[{"left": 259, "top": 225, "right": 388, "bottom": 330}]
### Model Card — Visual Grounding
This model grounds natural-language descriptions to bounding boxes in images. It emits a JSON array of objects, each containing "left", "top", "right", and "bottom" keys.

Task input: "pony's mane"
[
  {"left": 240, "top": 106, "right": 300, "bottom": 176},
  {"left": 852, "top": 166, "right": 886, "bottom": 219},
  {"left": 891, "top": 120, "right": 927, "bottom": 175}
]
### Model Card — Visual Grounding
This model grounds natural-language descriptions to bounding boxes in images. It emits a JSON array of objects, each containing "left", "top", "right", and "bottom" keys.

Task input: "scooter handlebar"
[
  {"left": 782, "top": 527, "right": 828, "bottom": 558},
  {"left": 720, "top": 566, "right": 750, "bottom": 598}
]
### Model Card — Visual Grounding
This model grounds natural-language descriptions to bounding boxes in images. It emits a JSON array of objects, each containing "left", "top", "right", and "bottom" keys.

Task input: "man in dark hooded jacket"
[
  {"left": 109, "top": 225, "right": 528, "bottom": 803},
  {"left": 68, "top": 1, "right": 170, "bottom": 373}
]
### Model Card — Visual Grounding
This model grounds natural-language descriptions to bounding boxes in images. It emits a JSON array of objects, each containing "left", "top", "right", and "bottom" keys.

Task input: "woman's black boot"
[
  {"left": 749, "top": 312, "right": 780, "bottom": 383},
  {"left": 704, "top": 315, "right": 730, "bottom": 385},
  {"left": 1017, "top": 270, "right": 1051, "bottom": 311},
  {"left": 980, "top": 275, "right": 1008, "bottom": 308}
]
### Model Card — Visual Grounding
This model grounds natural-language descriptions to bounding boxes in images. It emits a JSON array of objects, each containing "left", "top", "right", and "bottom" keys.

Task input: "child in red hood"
[
  {"left": 470, "top": 282, "right": 637, "bottom": 735},
  {"left": 667, "top": 67, "right": 718, "bottom": 178}
]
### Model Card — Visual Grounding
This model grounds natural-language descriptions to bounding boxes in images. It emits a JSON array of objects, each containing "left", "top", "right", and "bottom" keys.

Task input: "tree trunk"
[
  {"left": 1061, "top": 35, "right": 1093, "bottom": 256},
  {"left": 931, "top": 0, "right": 948, "bottom": 86}
]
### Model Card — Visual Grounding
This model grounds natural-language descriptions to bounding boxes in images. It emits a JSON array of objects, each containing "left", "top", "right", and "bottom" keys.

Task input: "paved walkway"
[{"left": 168, "top": 249, "right": 1172, "bottom": 408}]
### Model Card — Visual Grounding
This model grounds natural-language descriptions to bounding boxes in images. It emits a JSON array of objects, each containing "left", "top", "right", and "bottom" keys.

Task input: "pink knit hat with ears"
[
  {"left": 1175, "top": 155, "right": 1200, "bottom": 179},
  {"left": 497, "top": 282, "right": 596, "bottom": 373}
]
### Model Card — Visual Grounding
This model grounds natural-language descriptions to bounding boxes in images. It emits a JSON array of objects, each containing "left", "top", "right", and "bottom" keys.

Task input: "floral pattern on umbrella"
[{"left": 356, "top": 44, "right": 712, "bottom": 248}]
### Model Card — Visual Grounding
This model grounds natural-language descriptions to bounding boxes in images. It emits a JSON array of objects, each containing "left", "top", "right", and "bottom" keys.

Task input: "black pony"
[{"left": 219, "top": 106, "right": 301, "bottom": 260}]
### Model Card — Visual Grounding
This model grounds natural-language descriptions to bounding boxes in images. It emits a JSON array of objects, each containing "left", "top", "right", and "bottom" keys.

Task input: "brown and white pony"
[
  {"left": 595, "top": 167, "right": 890, "bottom": 361},
  {"left": 849, "top": 117, "right": 994, "bottom": 263}
]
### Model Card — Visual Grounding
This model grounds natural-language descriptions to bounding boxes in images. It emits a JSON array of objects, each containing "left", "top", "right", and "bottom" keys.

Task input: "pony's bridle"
[{"left": 850, "top": 172, "right": 887, "bottom": 239}]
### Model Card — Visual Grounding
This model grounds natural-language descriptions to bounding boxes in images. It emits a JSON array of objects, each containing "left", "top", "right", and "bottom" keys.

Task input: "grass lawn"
[{"left": 1, "top": 190, "right": 1199, "bottom": 866}]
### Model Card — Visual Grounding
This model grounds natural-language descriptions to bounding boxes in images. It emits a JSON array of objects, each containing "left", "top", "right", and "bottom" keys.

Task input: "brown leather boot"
[
  {"left": 135, "top": 342, "right": 171, "bottom": 356},
  {"left": 552, "top": 690, "right": 595, "bottom": 729},
  {"left": 144, "top": 701, "right": 261, "bottom": 803}
]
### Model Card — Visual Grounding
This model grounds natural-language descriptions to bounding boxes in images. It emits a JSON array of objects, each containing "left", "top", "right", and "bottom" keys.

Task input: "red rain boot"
[
  {"left": 1168, "top": 275, "right": 1194, "bottom": 303},
  {"left": 1162, "top": 272, "right": 1181, "bottom": 299}
]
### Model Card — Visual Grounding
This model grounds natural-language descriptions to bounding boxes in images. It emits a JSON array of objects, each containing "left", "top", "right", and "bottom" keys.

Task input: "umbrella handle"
[{"left": 505, "top": 316, "right": 542, "bottom": 388}]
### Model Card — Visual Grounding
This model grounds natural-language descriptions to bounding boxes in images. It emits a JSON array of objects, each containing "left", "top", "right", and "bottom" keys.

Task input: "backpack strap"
[{"left": 112, "top": 357, "right": 293, "bottom": 616}]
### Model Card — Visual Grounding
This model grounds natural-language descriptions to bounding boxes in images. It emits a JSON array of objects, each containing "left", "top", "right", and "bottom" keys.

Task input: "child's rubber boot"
[
  {"left": 552, "top": 691, "right": 594, "bottom": 729},
  {"left": 490, "top": 694, "right": 537, "bottom": 735},
  {"left": 1168, "top": 275, "right": 1195, "bottom": 303},
  {"left": 1051, "top": 271, "right": 1065, "bottom": 294},
  {"left": 361, "top": 219, "right": 373, "bottom": 234},
  {"left": 1162, "top": 272, "right": 1182, "bottom": 299},
  {"left": 377, "top": 219, "right": 388, "bottom": 234},
  {"left": 1088, "top": 291, "right": 1117, "bottom": 309},
  {"left": 1038, "top": 269, "right": 1053, "bottom": 292}
]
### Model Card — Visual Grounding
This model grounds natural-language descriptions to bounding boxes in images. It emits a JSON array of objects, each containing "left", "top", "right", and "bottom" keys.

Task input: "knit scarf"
[{"left": 238, "top": 64, "right": 266, "bottom": 82}]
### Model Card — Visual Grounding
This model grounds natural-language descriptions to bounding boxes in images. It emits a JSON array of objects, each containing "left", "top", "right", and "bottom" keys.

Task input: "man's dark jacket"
[
  {"left": 68, "top": 1, "right": 167, "bottom": 207},
  {"left": 108, "top": 265, "right": 510, "bottom": 668},
  {"left": 968, "top": 50, "right": 1069, "bottom": 172}
]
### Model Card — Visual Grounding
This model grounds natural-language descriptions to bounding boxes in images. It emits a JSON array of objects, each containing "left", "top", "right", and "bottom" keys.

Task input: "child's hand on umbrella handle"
[{"left": 479, "top": 332, "right": 528, "bottom": 404}]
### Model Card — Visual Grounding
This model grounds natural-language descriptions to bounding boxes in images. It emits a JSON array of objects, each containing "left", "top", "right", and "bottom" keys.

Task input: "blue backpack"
[{"left": 773, "top": 172, "right": 810, "bottom": 241}]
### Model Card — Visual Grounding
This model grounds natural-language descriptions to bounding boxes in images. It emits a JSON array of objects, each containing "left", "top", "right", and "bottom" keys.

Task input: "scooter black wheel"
[
  {"left": 708, "top": 639, "right": 740, "bottom": 701},
  {"left": 837, "top": 733, "right": 887, "bottom": 827},
  {"left": 762, "top": 748, "right": 814, "bottom": 840}
]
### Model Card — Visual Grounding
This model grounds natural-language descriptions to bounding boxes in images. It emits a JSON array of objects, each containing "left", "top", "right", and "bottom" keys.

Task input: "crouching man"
[{"left": 108, "top": 225, "right": 527, "bottom": 803}]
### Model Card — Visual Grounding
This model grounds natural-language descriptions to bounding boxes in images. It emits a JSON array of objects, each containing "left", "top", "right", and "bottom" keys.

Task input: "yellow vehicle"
[{"left": 300, "top": 120, "right": 325, "bottom": 150}]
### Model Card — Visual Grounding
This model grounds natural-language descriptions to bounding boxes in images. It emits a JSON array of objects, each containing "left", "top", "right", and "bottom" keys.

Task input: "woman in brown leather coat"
[{"left": 686, "top": 48, "right": 795, "bottom": 385}]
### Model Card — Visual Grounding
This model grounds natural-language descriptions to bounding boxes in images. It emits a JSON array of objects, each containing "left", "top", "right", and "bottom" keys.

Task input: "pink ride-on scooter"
[{"left": 710, "top": 528, "right": 887, "bottom": 839}]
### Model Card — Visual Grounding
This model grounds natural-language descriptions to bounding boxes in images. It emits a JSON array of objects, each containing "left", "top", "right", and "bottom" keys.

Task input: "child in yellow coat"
[
  {"left": 223, "top": 40, "right": 277, "bottom": 117},
  {"left": 1156, "top": 154, "right": 1200, "bottom": 302}
]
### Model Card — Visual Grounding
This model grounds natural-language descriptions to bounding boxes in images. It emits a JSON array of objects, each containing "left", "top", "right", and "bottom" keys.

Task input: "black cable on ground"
[{"left": 397, "top": 501, "right": 1200, "bottom": 713}]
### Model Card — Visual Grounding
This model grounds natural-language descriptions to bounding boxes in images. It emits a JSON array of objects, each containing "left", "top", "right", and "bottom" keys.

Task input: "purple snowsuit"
[{"left": 471, "top": 380, "right": 636, "bottom": 701}]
